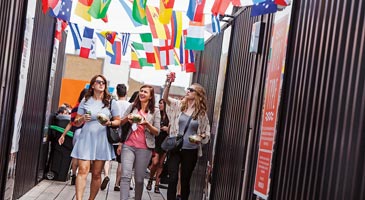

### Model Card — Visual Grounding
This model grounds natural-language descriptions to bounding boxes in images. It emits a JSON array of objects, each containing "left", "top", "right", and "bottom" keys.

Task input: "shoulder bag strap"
[{"left": 182, "top": 116, "right": 192, "bottom": 136}]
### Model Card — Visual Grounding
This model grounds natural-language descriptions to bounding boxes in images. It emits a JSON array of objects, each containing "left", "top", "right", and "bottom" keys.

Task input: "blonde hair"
[{"left": 181, "top": 83, "right": 207, "bottom": 119}]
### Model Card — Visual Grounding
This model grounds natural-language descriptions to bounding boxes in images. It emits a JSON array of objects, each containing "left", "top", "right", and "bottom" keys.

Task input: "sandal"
[
  {"left": 146, "top": 179, "right": 153, "bottom": 191},
  {"left": 154, "top": 185, "right": 160, "bottom": 194}
]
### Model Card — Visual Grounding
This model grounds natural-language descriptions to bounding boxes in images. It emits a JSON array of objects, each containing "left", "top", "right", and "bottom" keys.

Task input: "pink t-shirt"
[{"left": 125, "top": 110, "right": 148, "bottom": 149}]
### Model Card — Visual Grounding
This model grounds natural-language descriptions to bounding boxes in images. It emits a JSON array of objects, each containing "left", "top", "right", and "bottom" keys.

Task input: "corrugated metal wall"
[
  {"left": 0, "top": 1, "right": 28, "bottom": 199},
  {"left": 271, "top": 0, "right": 365, "bottom": 199},
  {"left": 189, "top": 31, "right": 224, "bottom": 200},
  {"left": 13, "top": 1, "right": 67, "bottom": 198},
  {"left": 206, "top": 7, "right": 275, "bottom": 200}
]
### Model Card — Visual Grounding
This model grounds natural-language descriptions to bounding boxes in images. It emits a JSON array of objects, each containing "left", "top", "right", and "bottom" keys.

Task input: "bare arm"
[{"left": 58, "top": 122, "right": 72, "bottom": 145}]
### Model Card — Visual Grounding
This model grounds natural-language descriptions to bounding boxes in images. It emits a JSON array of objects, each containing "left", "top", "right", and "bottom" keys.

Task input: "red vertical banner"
[{"left": 254, "top": 14, "right": 290, "bottom": 199}]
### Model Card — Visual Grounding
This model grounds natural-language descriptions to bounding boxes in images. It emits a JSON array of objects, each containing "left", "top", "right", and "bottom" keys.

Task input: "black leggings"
[{"left": 167, "top": 149, "right": 198, "bottom": 200}]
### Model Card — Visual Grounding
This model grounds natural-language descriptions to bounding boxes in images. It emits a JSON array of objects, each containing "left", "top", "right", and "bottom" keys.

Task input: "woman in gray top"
[{"left": 71, "top": 75, "right": 121, "bottom": 200}]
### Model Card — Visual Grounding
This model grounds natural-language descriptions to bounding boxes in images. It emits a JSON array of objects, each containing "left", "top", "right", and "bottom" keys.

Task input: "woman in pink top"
[{"left": 117, "top": 85, "right": 160, "bottom": 200}]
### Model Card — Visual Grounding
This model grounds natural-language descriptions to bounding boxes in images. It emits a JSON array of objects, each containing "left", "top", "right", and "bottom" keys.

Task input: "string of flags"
[{"left": 43, "top": 0, "right": 290, "bottom": 72}]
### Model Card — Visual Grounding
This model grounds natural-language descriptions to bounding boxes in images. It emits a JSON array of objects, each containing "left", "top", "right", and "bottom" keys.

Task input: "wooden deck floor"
[{"left": 18, "top": 161, "right": 167, "bottom": 200}]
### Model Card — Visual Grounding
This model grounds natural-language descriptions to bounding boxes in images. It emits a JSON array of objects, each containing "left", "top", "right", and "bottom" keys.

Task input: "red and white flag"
[{"left": 80, "top": 27, "right": 96, "bottom": 59}]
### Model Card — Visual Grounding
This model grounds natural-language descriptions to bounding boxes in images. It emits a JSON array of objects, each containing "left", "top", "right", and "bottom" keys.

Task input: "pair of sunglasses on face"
[
  {"left": 187, "top": 87, "right": 196, "bottom": 93},
  {"left": 95, "top": 80, "right": 105, "bottom": 85}
]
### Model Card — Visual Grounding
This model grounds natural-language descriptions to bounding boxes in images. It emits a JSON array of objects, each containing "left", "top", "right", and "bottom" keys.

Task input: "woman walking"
[
  {"left": 146, "top": 99, "right": 169, "bottom": 193},
  {"left": 117, "top": 85, "right": 160, "bottom": 200},
  {"left": 71, "top": 75, "right": 121, "bottom": 200},
  {"left": 163, "top": 74, "right": 210, "bottom": 200}
]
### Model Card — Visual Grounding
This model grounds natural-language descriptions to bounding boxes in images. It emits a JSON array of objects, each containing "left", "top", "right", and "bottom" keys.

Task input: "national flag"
[
  {"left": 170, "top": 11, "right": 182, "bottom": 48},
  {"left": 275, "top": 0, "right": 289, "bottom": 6},
  {"left": 231, "top": 0, "right": 254, "bottom": 6},
  {"left": 75, "top": 0, "right": 93, "bottom": 21},
  {"left": 253, "top": 0, "right": 266, "bottom": 3},
  {"left": 88, "top": 0, "right": 112, "bottom": 19},
  {"left": 120, "top": 33, "right": 131, "bottom": 56},
  {"left": 211, "top": 0, "right": 230, "bottom": 16},
  {"left": 96, "top": 32, "right": 114, "bottom": 55},
  {"left": 42, "top": 0, "right": 49, "bottom": 13},
  {"left": 131, "top": 42, "right": 153, "bottom": 67},
  {"left": 110, "top": 41, "right": 122, "bottom": 65},
  {"left": 211, "top": 14, "right": 221, "bottom": 33},
  {"left": 185, "top": 20, "right": 205, "bottom": 51},
  {"left": 158, "top": 0, "right": 175, "bottom": 24},
  {"left": 153, "top": 46, "right": 165, "bottom": 70},
  {"left": 140, "top": 33, "right": 156, "bottom": 63},
  {"left": 146, "top": 6, "right": 170, "bottom": 40},
  {"left": 80, "top": 27, "right": 97, "bottom": 59},
  {"left": 187, "top": 0, "right": 206, "bottom": 22},
  {"left": 131, "top": 49, "right": 142, "bottom": 69},
  {"left": 180, "top": 30, "right": 196, "bottom": 72},
  {"left": 158, "top": 40, "right": 174, "bottom": 67},
  {"left": 69, "top": 22, "right": 82, "bottom": 52},
  {"left": 50, "top": 0, "right": 73, "bottom": 21},
  {"left": 118, "top": 0, "right": 142, "bottom": 27},
  {"left": 100, "top": 30, "right": 117, "bottom": 44},
  {"left": 251, "top": 0, "right": 278, "bottom": 17},
  {"left": 132, "top": 0, "right": 148, "bottom": 25}
]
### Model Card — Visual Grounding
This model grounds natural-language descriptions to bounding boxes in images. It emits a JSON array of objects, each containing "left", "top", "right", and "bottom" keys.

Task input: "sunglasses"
[
  {"left": 95, "top": 80, "right": 105, "bottom": 85},
  {"left": 187, "top": 87, "right": 196, "bottom": 93}
]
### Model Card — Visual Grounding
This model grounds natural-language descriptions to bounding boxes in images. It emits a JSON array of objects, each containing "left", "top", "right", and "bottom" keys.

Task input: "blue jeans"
[{"left": 120, "top": 144, "right": 152, "bottom": 200}]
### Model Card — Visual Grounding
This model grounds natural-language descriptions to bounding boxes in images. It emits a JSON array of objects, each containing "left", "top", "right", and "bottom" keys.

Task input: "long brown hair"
[
  {"left": 84, "top": 75, "right": 111, "bottom": 108},
  {"left": 132, "top": 85, "right": 155, "bottom": 113},
  {"left": 181, "top": 83, "right": 207, "bottom": 119}
]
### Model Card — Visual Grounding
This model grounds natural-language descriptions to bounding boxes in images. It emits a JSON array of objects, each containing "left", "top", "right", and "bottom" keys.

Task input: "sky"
[{"left": 64, "top": 0, "right": 235, "bottom": 87}]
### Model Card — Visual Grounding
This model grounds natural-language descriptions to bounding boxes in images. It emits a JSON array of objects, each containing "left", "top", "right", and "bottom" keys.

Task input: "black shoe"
[
  {"left": 100, "top": 176, "right": 110, "bottom": 190},
  {"left": 71, "top": 175, "right": 76, "bottom": 185},
  {"left": 154, "top": 185, "right": 160, "bottom": 194},
  {"left": 130, "top": 186, "right": 133, "bottom": 190},
  {"left": 146, "top": 179, "right": 153, "bottom": 191},
  {"left": 114, "top": 185, "right": 120, "bottom": 191},
  {"left": 176, "top": 195, "right": 181, "bottom": 200}
]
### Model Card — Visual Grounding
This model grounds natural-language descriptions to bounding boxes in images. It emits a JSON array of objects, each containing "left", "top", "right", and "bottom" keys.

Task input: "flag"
[
  {"left": 131, "top": 42, "right": 153, "bottom": 67},
  {"left": 118, "top": 0, "right": 142, "bottom": 27},
  {"left": 180, "top": 30, "right": 196, "bottom": 72},
  {"left": 69, "top": 22, "right": 82, "bottom": 53},
  {"left": 275, "top": 0, "right": 289, "bottom": 6},
  {"left": 251, "top": 0, "right": 278, "bottom": 17},
  {"left": 211, "top": 14, "right": 221, "bottom": 33},
  {"left": 96, "top": 32, "right": 114, "bottom": 55},
  {"left": 158, "top": 40, "right": 174, "bottom": 67},
  {"left": 146, "top": 6, "right": 170, "bottom": 40},
  {"left": 131, "top": 49, "right": 142, "bottom": 69},
  {"left": 153, "top": 46, "right": 165, "bottom": 70},
  {"left": 140, "top": 33, "right": 156, "bottom": 63},
  {"left": 42, "top": 0, "right": 49, "bottom": 13},
  {"left": 253, "top": 0, "right": 266, "bottom": 3},
  {"left": 120, "top": 33, "right": 130, "bottom": 56},
  {"left": 158, "top": 0, "right": 175, "bottom": 24},
  {"left": 100, "top": 30, "right": 117, "bottom": 44},
  {"left": 80, "top": 27, "right": 96, "bottom": 59},
  {"left": 88, "top": 0, "right": 112, "bottom": 19},
  {"left": 211, "top": 0, "right": 230, "bottom": 16},
  {"left": 187, "top": 0, "right": 206, "bottom": 22},
  {"left": 110, "top": 41, "right": 122, "bottom": 64},
  {"left": 75, "top": 0, "right": 93, "bottom": 21},
  {"left": 185, "top": 20, "right": 205, "bottom": 51},
  {"left": 170, "top": 11, "right": 182, "bottom": 48},
  {"left": 231, "top": 0, "right": 254, "bottom": 6},
  {"left": 50, "top": 0, "right": 73, "bottom": 21},
  {"left": 54, "top": 19, "right": 63, "bottom": 41},
  {"left": 132, "top": 0, "right": 148, "bottom": 25}
]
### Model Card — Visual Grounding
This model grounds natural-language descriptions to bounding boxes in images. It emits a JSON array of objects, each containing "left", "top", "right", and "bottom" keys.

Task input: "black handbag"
[
  {"left": 161, "top": 116, "right": 192, "bottom": 152},
  {"left": 120, "top": 106, "right": 134, "bottom": 143},
  {"left": 106, "top": 99, "right": 121, "bottom": 143}
]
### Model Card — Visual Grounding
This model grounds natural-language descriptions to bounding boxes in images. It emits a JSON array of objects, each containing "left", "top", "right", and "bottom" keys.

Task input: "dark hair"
[
  {"left": 159, "top": 99, "right": 168, "bottom": 122},
  {"left": 116, "top": 84, "right": 127, "bottom": 97},
  {"left": 78, "top": 88, "right": 88, "bottom": 103},
  {"left": 132, "top": 85, "right": 155, "bottom": 113},
  {"left": 129, "top": 91, "right": 139, "bottom": 103},
  {"left": 57, "top": 106, "right": 68, "bottom": 114},
  {"left": 84, "top": 75, "right": 111, "bottom": 108}
]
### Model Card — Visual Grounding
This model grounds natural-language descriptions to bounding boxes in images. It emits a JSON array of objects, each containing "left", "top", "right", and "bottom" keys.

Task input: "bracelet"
[{"left": 109, "top": 121, "right": 112, "bottom": 127}]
